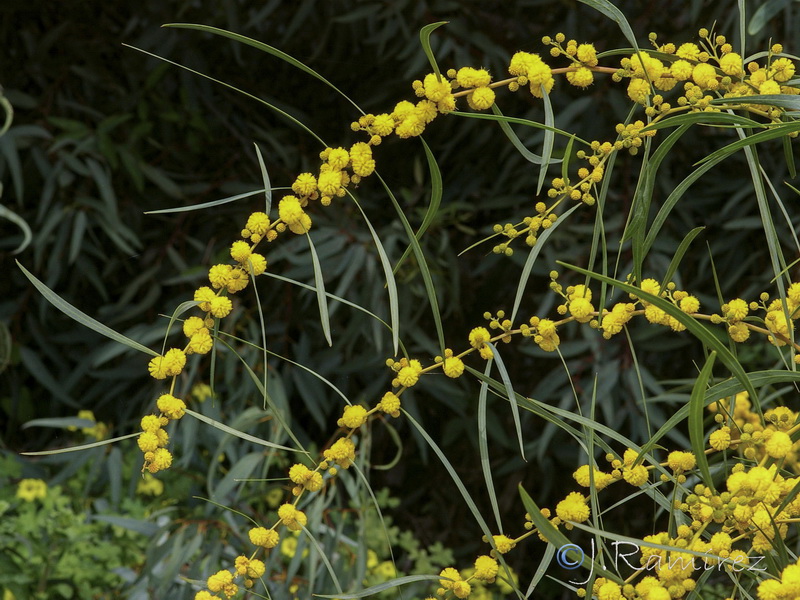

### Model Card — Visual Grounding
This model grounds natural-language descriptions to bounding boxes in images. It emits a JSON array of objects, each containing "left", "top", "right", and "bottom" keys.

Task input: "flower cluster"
[{"left": 112, "top": 22, "right": 800, "bottom": 600}]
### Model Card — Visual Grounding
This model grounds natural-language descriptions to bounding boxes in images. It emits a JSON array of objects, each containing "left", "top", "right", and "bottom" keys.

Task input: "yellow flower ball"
[{"left": 442, "top": 356, "right": 465, "bottom": 378}]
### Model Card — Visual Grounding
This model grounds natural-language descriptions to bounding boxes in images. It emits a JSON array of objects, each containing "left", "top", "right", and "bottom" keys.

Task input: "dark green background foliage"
[{"left": 1, "top": 1, "right": 799, "bottom": 597}]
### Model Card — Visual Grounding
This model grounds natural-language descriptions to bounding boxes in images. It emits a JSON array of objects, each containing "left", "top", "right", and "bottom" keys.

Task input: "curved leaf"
[
  {"left": 163, "top": 23, "right": 365, "bottom": 115},
  {"left": 418, "top": 22, "right": 448, "bottom": 81},
  {"left": 17, "top": 260, "right": 158, "bottom": 357}
]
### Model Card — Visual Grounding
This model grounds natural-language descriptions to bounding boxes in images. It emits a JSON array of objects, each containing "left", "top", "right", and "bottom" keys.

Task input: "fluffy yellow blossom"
[
  {"left": 670, "top": 60, "right": 694, "bottom": 81},
  {"left": 467, "top": 86, "right": 496, "bottom": 110},
  {"left": 230, "top": 241, "right": 251, "bottom": 264},
  {"left": 556, "top": 491, "right": 590, "bottom": 523},
  {"left": 728, "top": 322, "right": 750, "bottom": 342},
  {"left": 508, "top": 51, "right": 554, "bottom": 96},
  {"left": 719, "top": 52, "right": 743, "bottom": 76},
  {"left": 194, "top": 286, "right": 216, "bottom": 312},
  {"left": 573, "top": 465, "right": 614, "bottom": 490},
  {"left": 245, "top": 212, "right": 270, "bottom": 236},
  {"left": 249, "top": 526, "right": 279, "bottom": 548},
  {"left": 209, "top": 296, "right": 233, "bottom": 319},
  {"left": 207, "top": 570, "right": 234, "bottom": 594},
  {"left": 140, "top": 414, "right": 161, "bottom": 433},
  {"left": 667, "top": 451, "right": 696, "bottom": 472},
  {"left": 157, "top": 394, "right": 186, "bottom": 420},
  {"left": 278, "top": 503, "right": 308, "bottom": 531},
  {"left": 323, "top": 437, "right": 356, "bottom": 468},
  {"left": 148, "top": 447, "right": 173, "bottom": 473},
  {"left": 492, "top": 534, "right": 516, "bottom": 554},
  {"left": 442, "top": 356, "right": 465, "bottom": 378},
  {"left": 292, "top": 173, "right": 317, "bottom": 196},
  {"left": 246, "top": 253, "right": 267, "bottom": 276},
  {"left": 456, "top": 67, "right": 492, "bottom": 88},
  {"left": 623, "top": 464, "right": 649, "bottom": 486},
  {"left": 679, "top": 295, "right": 700, "bottom": 313},
  {"left": 326, "top": 147, "right": 350, "bottom": 170},
  {"left": 17, "top": 478, "right": 47, "bottom": 502},
  {"left": 766, "top": 431, "right": 792, "bottom": 458},
  {"left": 765, "top": 309, "right": 793, "bottom": 345},
  {"left": 279, "top": 195, "right": 312, "bottom": 235},
  {"left": 397, "top": 359, "right": 423, "bottom": 387},
  {"left": 183, "top": 316, "right": 206, "bottom": 337},
  {"left": 473, "top": 555, "right": 499, "bottom": 581},
  {"left": 771, "top": 57, "right": 796, "bottom": 82},
  {"left": 371, "top": 113, "right": 395, "bottom": 136},
  {"left": 627, "top": 78, "right": 651, "bottom": 103},
  {"left": 469, "top": 327, "right": 491, "bottom": 349},
  {"left": 576, "top": 43, "right": 598, "bottom": 66},
  {"left": 338, "top": 404, "right": 368, "bottom": 429},
  {"left": 377, "top": 391, "right": 401, "bottom": 417},
  {"left": 147, "top": 348, "right": 186, "bottom": 380},
  {"left": 188, "top": 331, "right": 213, "bottom": 354},
  {"left": 349, "top": 142, "right": 375, "bottom": 177},
  {"left": 566, "top": 67, "right": 594, "bottom": 88},
  {"left": 725, "top": 298, "right": 748, "bottom": 321},
  {"left": 692, "top": 63, "right": 719, "bottom": 89},
  {"left": 422, "top": 73, "right": 453, "bottom": 102}
]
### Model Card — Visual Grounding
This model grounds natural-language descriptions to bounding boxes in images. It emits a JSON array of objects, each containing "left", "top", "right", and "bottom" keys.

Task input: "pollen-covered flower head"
[{"left": 16, "top": 478, "right": 48, "bottom": 502}]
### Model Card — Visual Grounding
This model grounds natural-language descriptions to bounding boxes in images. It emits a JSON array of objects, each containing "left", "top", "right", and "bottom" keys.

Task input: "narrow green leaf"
[
  {"left": 307, "top": 232, "right": 332, "bottom": 347},
  {"left": 161, "top": 300, "right": 202, "bottom": 354},
  {"left": 0, "top": 94, "right": 13, "bottom": 137},
  {"left": 0, "top": 321, "right": 10, "bottom": 375},
  {"left": 211, "top": 452, "right": 262, "bottom": 501},
  {"left": 477, "top": 358, "right": 503, "bottom": 532},
  {"left": 185, "top": 409, "right": 305, "bottom": 454},
  {"left": 640, "top": 111, "right": 762, "bottom": 133},
  {"left": 537, "top": 89, "right": 556, "bottom": 195},
  {"left": 489, "top": 104, "right": 562, "bottom": 167},
  {"left": 215, "top": 336, "right": 308, "bottom": 454},
  {"left": 737, "top": 0, "right": 746, "bottom": 55},
  {"left": 511, "top": 203, "right": 581, "bottom": 323},
  {"left": 163, "top": 23, "right": 365, "bottom": 115},
  {"left": 403, "top": 409, "right": 493, "bottom": 541},
  {"left": 349, "top": 194, "right": 400, "bottom": 355},
  {"left": 392, "top": 138, "right": 442, "bottom": 274},
  {"left": 144, "top": 188, "right": 267, "bottom": 214},
  {"left": 17, "top": 260, "right": 158, "bottom": 357},
  {"left": 20, "top": 433, "right": 139, "bottom": 455},
  {"left": 90, "top": 515, "right": 159, "bottom": 536},
  {"left": 0, "top": 202, "right": 32, "bottom": 254},
  {"left": 578, "top": 0, "right": 640, "bottom": 52},
  {"left": 123, "top": 44, "right": 327, "bottom": 146},
  {"left": 695, "top": 121, "right": 800, "bottom": 166},
  {"left": 524, "top": 544, "right": 555, "bottom": 596},
  {"left": 688, "top": 352, "right": 717, "bottom": 492},
  {"left": 713, "top": 93, "right": 800, "bottom": 111},
  {"left": 659, "top": 226, "right": 706, "bottom": 291},
  {"left": 783, "top": 135, "right": 797, "bottom": 179},
  {"left": 378, "top": 173, "right": 445, "bottom": 354},
  {"left": 68, "top": 211, "right": 87, "bottom": 264},
  {"left": 748, "top": 0, "right": 792, "bottom": 35},
  {"left": 301, "top": 524, "right": 343, "bottom": 595},
  {"left": 485, "top": 342, "right": 525, "bottom": 461},
  {"left": 316, "top": 575, "right": 443, "bottom": 599},
  {"left": 418, "top": 22, "right": 448, "bottom": 81},
  {"left": 218, "top": 327, "right": 351, "bottom": 405},
  {"left": 450, "top": 111, "right": 590, "bottom": 146},
  {"left": 253, "top": 143, "right": 273, "bottom": 214},
  {"left": 261, "top": 271, "right": 396, "bottom": 342}
]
